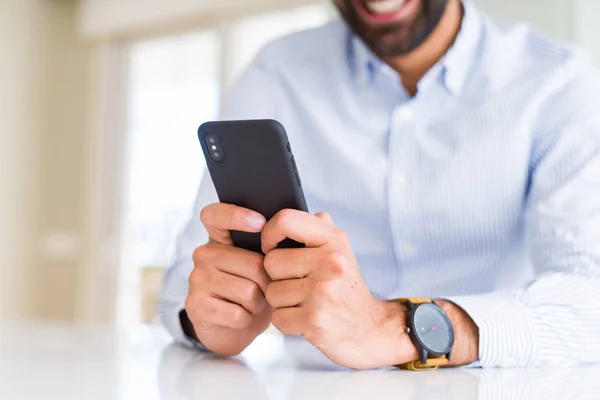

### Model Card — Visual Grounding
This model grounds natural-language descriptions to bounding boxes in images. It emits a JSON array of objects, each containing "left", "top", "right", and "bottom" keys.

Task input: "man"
[{"left": 160, "top": 0, "right": 600, "bottom": 369}]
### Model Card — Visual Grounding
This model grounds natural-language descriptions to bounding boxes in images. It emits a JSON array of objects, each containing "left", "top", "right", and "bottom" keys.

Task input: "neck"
[{"left": 383, "top": 0, "right": 463, "bottom": 96}]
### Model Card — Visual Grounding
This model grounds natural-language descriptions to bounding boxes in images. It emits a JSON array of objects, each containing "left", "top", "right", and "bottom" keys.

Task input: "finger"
[
  {"left": 201, "top": 203, "right": 266, "bottom": 245},
  {"left": 265, "top": 279, "right": 309, "bottom": 309},
  {"left": 271, "top": 307, "right": 305, "bottom": 336},
  {"left": 263, "top": 248, "right": 326, "bottom": 280},
  {"left": 187, "top": 295, "right": 253, "bottom": 330},
  {"left": 192, "top": 244, "right": 270, "bottom": 293},
  {"left": 209, "top": 270, "right": 266, "bottom": 315},
  {"left": 264, "top": 248, "right": 347, "bottom": 282},
  {"left": 315, "top": 212, "right": 335, "bottom": 227},
  {"left": 261, "top": 209, "right": 335, "bottom": 253}
]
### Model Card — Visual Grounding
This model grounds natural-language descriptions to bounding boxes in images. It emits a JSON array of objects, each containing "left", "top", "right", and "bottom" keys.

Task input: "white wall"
[
  {"left": 79, "top": 0, "right": 327, "bottom": 38},
  {"left": 80, "top": 0, "right": 600, "bottom": 64},
  {"left": 0, "top": 0, "right": 48, "bottom": 317},
  {"left": 474, "top": 0, "right": 574, "bottom": 40},
  {"left": 573, "top": 0, "right": 600, "bottom": 67},
  {"left": 475, "top": 0, "right": 600, "bottom": 66},
  {"left": 35, "top": 0, "right": 91, "bottom": 320},
  {"left": 0, "top": 0, "right": 90, "bottom": 319}
]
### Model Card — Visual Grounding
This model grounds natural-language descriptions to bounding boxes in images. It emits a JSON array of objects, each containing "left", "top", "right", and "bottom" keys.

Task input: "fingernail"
[{"left": 248, "top": 214, "right": 266, "bottom": 230}]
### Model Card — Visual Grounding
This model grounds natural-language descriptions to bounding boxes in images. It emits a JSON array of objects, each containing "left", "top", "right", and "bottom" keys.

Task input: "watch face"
[{"left": 412, "top": 303, "right": 454, "bottom": 355}]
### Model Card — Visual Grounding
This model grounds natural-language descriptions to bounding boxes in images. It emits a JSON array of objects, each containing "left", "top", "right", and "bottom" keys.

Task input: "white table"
[{"left": 1, "top": 320, "right": 598, "bottom": 400}]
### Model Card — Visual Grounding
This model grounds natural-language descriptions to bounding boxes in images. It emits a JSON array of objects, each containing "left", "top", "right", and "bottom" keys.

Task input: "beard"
[{"left": 336, "top": 0, "right": 450, "bottom": 58}]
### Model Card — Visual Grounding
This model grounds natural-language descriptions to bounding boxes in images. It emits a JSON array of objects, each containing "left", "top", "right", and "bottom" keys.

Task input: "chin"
[
  {"left": 370, "top": 31, "right": 416, "bottom": 57},
  {"left": 338, "top": 0, "right": 449, "bottom": 58}
]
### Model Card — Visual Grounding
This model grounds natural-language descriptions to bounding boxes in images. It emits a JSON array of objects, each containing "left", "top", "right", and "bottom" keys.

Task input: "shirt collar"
[{"left": 349, "top": 0, "right": 483, "bottom": 96}]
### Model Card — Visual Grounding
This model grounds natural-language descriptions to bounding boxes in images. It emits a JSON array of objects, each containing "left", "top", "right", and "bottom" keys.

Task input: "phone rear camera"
[{"left": 204, "top": 133, "right": 224, "bottom": 163}]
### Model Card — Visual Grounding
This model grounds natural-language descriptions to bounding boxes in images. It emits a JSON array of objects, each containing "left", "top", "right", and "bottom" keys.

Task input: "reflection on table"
[
  {"left": 159, "top": 334, "right": 600, "bottom": 400},
  {"left": 0, "top": 320, "right": 598, "bottom": 400}
]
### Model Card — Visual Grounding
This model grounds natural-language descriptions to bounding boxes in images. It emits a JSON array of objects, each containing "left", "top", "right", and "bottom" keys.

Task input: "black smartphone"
[{"left": 198, "top": 119, "right": 308, "bottom": 253}]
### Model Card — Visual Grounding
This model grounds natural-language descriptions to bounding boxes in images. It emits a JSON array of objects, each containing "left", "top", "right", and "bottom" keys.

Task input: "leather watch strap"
[
  {"left": 398, "top": 357, "right": 449, "bottom": 371},
  {"left": 397, "top": 298, "right": 432, "bottom": 305}
]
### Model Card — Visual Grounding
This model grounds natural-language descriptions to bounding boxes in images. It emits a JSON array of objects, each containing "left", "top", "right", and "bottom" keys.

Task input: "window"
[
  {"left": 227, "top": 4, "right": 332, "bottom": 85},
  {"left": 126, "top": 31, "right": 220, "bottom": 270},
  {"left": 122, "top": 4, "right": 332, "bottom": 325},
  {"left": 124, "top": 31, "right": 220, "bottom": 324}
]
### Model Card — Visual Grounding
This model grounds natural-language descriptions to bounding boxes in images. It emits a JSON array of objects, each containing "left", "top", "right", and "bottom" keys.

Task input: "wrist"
[
  {"left": 371, "top": 298, "right": 419, "bottom": 366},
  {"left": 434, "top": 299, "right": 479, "bottom": 366}
]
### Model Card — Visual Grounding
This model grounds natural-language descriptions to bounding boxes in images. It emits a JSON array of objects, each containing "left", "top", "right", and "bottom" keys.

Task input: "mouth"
[{"left": 354, "top": 0, "right": 418, "bottom": 25}]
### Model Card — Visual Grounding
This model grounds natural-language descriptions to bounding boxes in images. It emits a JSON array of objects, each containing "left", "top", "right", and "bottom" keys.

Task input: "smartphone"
[{"left": 198, "top": 119, "right": 308, "bottom": 253}]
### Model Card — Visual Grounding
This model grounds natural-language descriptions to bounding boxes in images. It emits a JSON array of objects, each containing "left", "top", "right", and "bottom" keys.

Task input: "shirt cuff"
[
  {"left": 161, "top": 305, "right": 209, "bottom": 352},
  {"left": 446, "top": 293, "right": 538, "bottom": 368}
]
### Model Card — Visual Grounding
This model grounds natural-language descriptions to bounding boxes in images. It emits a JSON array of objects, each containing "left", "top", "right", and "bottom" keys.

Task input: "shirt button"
[
  {"left": 396, "top": 108, "right": 414, "bottom": 123},
  {"left": 397, "top": 173, "right": 406, "bottom": 185}
]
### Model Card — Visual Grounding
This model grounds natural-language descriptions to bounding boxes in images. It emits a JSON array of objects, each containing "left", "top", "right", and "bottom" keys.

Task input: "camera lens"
[{"left": 204, "top": 133, "right": 224, "bottom": 162}]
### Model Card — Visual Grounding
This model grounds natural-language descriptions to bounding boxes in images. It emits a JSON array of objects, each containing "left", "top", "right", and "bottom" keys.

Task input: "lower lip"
[{"left": 354, "top": 0, "right": 417, "bottom": 25}]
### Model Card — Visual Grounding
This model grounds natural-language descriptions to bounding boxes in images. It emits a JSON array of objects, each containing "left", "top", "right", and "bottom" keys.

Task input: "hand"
[
  {"left": 261, "top": 210, "right": 418, "bottom": 369},
  {"left": 185, "top": 203, "right": 273, "bottom": 356}
]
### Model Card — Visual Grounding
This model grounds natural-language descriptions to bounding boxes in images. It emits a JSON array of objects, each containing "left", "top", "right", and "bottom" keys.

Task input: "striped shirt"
[{"left": 159, "top": 1, "right": 600, "bottom": 367}]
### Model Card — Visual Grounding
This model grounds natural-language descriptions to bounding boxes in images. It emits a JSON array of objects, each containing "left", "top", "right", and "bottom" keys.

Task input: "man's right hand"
[{"left": 185, "top": 203, "right": 272, "bottom": 356}]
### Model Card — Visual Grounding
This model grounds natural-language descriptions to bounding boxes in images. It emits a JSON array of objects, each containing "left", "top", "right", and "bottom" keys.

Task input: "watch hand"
[{"left": 423, "top": 322, "right": 441, "bottom": 334}]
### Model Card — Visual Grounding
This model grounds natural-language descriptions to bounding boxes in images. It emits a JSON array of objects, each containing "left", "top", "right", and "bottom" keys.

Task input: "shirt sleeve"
[
  {"left": 158, "top": 50, "right": 282, "bottom": 345},
  {"left": 448, "top": 56, "right": 600, "bottom": 368}
]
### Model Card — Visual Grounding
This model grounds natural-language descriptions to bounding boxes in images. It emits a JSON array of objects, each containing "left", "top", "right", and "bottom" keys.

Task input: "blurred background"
[{"left": 1, "top": 0, "right": 600, "bottom": 330}]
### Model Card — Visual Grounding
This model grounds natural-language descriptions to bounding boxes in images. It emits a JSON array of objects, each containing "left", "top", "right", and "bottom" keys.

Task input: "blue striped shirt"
[{"left": 160, "top": 1, "right": 600, "bottom": 367}]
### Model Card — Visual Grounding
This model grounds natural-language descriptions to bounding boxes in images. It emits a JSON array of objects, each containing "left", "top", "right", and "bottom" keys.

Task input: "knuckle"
[
  {"left": 264, "top": 282, "right": 278, "bottom": 305},
  {"left": 322, "top": 251, "right": 346, "bottom": 275},
  {"left": 263, "top": 250, "right": 274, "bottom": 267},
  {"left": 262, "top": 251, "right": 277, "bottom": 275},
  {"left": 229, "top": 307, "right": 250, "bottom": 328},
  {"left": 331, "top": 228, "right": 350, "bottom": 246},
  {"left": 239, "top": 281, "right": 260, "bottom": 303},
  {"left": 200, "top": 204, "right": 216, "bottom": 227},
  {"left": 271, "top": 310, "right": 289, "bottom": 332},
  {"left": 271, "top": 309, "right": 284, "bottom": 326},
  {"left": 316, "top": 281, "right": 337, "bottom": 300},
  {"left": 271, "top": 310, "right": 293, "bottom": 335},
  {"left": 276, "top": 208, "right": 295, "bottom": 225},
  {"left": 317, "top": 211, "right": 332, "bottom": 221},
  {"left": 192, "top": 245, "right": 211, "bottom": 265},
  {"left": 184, "top": 294, "right": 195, "bottom": 315},
  {"left": 187, "top": 268, "right": 204, "bottom": 287},
  {"left": 306, "top": 309, "right": 326, "bottom": 331},
  {"left": 244, "top": 252, "right": 264, "bottom": 271},
  {"left": 185, "top": 292, "right": 207, "bottom": 317}
]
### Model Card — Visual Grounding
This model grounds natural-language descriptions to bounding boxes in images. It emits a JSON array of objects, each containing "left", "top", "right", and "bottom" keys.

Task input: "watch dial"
[{"left": 412, "top": 303, "right": 454, "bottom": 355}]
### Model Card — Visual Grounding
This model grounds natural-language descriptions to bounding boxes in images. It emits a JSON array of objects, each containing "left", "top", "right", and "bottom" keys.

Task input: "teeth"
[{"left": 365, "top": 0, "right": 406, "bottom": 14}]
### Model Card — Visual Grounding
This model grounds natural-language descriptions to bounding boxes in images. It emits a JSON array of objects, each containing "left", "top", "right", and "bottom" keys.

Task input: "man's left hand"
[{"left": 261, "top": 209, "right": 419, "bottom": 370}]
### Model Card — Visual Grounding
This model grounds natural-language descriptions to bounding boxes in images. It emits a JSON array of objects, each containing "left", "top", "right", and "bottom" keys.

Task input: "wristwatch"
[{"left": 395, "top": 298, "right": 454, "bottom": 371}]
